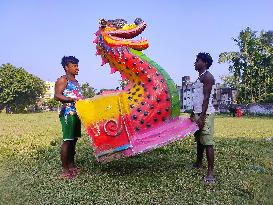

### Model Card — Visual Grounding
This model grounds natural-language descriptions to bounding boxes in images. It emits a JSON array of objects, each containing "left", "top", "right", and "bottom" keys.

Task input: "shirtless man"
[
  {"left": 54, "top": 56, "right": 83, "bottom": 179},
  {"left": 191, "top": 52, "right": 216, "bottom": 184}
]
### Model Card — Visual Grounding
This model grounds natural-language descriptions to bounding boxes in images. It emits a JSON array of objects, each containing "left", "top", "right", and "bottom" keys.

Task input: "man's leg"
[
  {"left": 61, "top": 141, "right": 73, "bottom": 171},
  {"left": 69, "top": 139, "right": 81, "bottom": 174},
  {"left": 206, "top": 145, "right": 214, "bottom": 175},
  {"left": 193, "top": 138, "right": 205, "bottom": 168},
  {"left": 204, "top": 145, "right": 216, "bottom": 183},
  {"left": 68, "top": 115, "right": 81, "bottom": 172},
  {"left": 60, "top": 115, "right": 77, "bottom": 179},
  {"left": 70, "top": 139, "right": 77, "bottom": 167}
]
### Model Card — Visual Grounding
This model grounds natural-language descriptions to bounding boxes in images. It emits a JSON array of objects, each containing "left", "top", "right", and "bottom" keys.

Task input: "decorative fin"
[
  {"left": 101, "top": 57, "right": 108, "bottom": 66},
  {"left": 110, "top": 67, "right": 117, "bottom": 74},
  {"left": 93, "top": 37, "right": 98, "bottom": 44},
  {"left": 121, "top": 74, "right": 126, "bottom": 80}
]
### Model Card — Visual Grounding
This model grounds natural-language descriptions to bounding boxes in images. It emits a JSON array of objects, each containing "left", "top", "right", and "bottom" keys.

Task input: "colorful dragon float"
[{"left": 76, "top": 18, "right": 198, "bottom": 162}]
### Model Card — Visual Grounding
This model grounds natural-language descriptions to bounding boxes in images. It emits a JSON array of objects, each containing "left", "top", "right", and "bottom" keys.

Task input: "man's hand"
[
  {"left": 73, "top": 95, "right": 84, "bottom": 101},
  {"left": 196, "top": 116, "right": 205, "bottom": 129},
  {"left": 190, "top": 111, "right": 195, "bottom": 122}
]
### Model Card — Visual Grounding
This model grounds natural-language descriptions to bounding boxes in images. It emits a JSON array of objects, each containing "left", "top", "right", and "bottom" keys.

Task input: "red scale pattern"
[{"left": 111, "top": 50, "right": 171, "bottom": 133}]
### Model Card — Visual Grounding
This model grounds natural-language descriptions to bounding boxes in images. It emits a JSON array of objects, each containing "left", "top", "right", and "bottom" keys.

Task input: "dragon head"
[{"left": 94, "top": 18, "right": 148, "bottom": 51}]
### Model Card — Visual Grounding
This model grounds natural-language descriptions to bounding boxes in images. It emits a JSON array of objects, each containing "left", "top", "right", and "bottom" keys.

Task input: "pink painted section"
[{"left": 123, "top": 117, "right": 198, "bottom": 157}]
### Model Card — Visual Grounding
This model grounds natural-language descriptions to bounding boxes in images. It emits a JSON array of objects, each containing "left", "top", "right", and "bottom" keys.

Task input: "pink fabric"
[{"left": 123, "top": 117, "right": 198, "bottom": 157}]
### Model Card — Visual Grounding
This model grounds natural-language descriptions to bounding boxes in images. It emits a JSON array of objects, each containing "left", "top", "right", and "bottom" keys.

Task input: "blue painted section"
[{"left": 96, "top": 144, "right": 131, "bottom": 157}]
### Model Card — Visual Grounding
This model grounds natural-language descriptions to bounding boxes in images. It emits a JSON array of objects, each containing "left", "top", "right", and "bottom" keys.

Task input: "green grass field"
[{"left": 0, "top": 112, "right": 272, "bottom": 205}]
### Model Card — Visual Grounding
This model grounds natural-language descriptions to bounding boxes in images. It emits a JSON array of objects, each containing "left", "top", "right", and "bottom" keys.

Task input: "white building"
[
  {"left": 180, "top": 76, "right": 194, "bottom": 111},
  {"left": 180, "top": 76, "right": 237, "bottom": 113},
  {"left": 44, "top": 81, "right": 55, "bottom": 100}
]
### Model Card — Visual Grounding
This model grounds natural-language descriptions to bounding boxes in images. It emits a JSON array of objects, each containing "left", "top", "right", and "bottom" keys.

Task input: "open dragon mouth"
[{"left": 97, "top": 18, "right": 149, "bottom": 50}]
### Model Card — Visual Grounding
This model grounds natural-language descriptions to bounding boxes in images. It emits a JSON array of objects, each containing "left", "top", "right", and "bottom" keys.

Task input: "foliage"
[
  {"left": 220, "top": 74, "right": 241, "bottom": 89},
  {"left": 44, "top": 98, "right": 61, "bottom": 110},
  {"left": 0, "top": 63, "right": 45, "bottom": 113},
  {"left": 219, "top": 28, "right": 273, "bottom": 103},
  {"left": 260, "top": 93, "right": 273, "bottom": 103},
  {"left": 0, "top": 113, "right": 272, "bottom": 204},
  {"left": 81, "top": 82, "right": 96, "bottom": 98}
]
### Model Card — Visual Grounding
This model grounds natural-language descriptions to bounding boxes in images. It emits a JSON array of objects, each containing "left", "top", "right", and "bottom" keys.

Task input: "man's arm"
[
  {"left": 197, "top": 73, "right": 215, "bottom": 129},
  {"left": 54, "top": 77, "right": 75, "bottom": 103}
]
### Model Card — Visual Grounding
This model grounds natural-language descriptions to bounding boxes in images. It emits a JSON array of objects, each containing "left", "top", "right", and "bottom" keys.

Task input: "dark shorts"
[
  {"left": 60, "top": 114, "right": 81, "bottom": 141},
  {"left": 193, "top": 113, "right": 215, "bottom": 145}
]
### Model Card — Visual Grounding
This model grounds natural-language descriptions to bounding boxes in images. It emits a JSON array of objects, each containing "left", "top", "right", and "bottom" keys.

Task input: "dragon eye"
[
  {"left": 134, "top": 18, "right": 143, "bottom": 25},
  {"left": 113, "top": 19, "right": 127, "bottom": 29}
]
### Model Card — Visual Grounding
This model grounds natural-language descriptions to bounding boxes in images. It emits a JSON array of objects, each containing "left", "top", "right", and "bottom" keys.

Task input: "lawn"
[{"left": 0, "top": 112, "right": 272, "bottom": 205}]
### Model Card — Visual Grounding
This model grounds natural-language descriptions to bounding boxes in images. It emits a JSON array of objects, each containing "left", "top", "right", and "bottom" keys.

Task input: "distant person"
[
  {"left": 191, "top": 52, "right": 216, "bottom": 184},
  {"left": 229, "top": 104, "right": 236, "bottom": 117},
  {"left": 5, "top": 105, "right": 11, "bottom": 114},
  {"left": 235, "top": 106, "right": 243, "bottom": 117},
  {"left": 54, "top": 56, "right": 83, "bottom": 179}
]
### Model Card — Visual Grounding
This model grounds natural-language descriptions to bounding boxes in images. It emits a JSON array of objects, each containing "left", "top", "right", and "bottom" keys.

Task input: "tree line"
[
  {"left": 219, "top": 27, "right": 273, "bottom": 103},
  {"left": 1, "top": 27, "right": 272, "bottom": 113},
  {"left": 0, "top": 64, "right": 96, "bottom": 113}
]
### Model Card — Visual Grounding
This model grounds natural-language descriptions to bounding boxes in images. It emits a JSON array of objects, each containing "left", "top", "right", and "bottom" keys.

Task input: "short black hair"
[
  {"left": 196, "top": 52, "right": 213, "bottom": 69},
  {"left": 61, "top": 56, "right": 79, "bottom": 68}
]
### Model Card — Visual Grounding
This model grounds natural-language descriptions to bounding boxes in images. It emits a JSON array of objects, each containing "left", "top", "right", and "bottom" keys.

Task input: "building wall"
[
  {"left": 217, "top": 85, "right": 237, "bottom": 113},
  {"left": 238, "top": 103, "right": 273, "bottom": 115},
  {"left": 181, "top": 76, "right": 194, "bottom": 111},
  {"left": 180, "top": 76, "right": 238, "bottom": 113},
  {"left": 44, "top": 81, "right": 55, "bottom": 100}
]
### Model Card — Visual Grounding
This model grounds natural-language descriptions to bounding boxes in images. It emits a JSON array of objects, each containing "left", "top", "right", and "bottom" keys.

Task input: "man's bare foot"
[
  {"left": 192, "top": 162, "right": 204, "bottom": 169},
  {"left": 69, "top": 167, "right": 81, "bottom": 174},
  {"left": 61, "top": 170, "right": 75, "bottom": 180},
  {"left": 203, "top": 175, "right": 216, "bottom": 184}
]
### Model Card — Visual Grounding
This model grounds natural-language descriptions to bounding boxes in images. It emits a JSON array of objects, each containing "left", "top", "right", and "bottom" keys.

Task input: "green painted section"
[{"left": 130, "top": 48, "right": 180, "bottom": 117}]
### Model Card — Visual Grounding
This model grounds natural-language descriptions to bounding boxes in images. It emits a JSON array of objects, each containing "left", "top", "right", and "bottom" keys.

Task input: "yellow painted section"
[
  {"left": 102, "top": 34, "right": 148, "bottom": 50},
  {"left": 121, "top": 24, "right": 137, "bottom": 30},
  {"left": 103, "top": 51, "right": 145, "bottom": 108},
  {"left": 76, "top": 83, "right": 145, "bottom": 128},
  {"left": 75, "top": 93, "right": 130, "bottom": 127},
  {"left": 103, "top": 34, "right": 129, "bottom": 46},
  {"left": 78, "top": 45, "right": 146, "bottom": 128}
]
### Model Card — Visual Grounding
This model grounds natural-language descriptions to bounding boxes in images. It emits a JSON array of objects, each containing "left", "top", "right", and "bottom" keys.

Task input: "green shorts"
[
  {"left": 193, "top": 113, "right": 215, "bottom": 145},
  {"left": 60, "top": 114, "right": 81, "bottom": 141}
]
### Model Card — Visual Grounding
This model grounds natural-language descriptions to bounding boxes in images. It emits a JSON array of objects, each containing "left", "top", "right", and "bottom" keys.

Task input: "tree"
[
  {"left": 0, "top": 63, "right": 45, "bottom": 113},
  {"left": 44, "top": 98, "right": 61, "bottom": 110},
  {"left": 81, "top": 82, "right": 96, "bottom": 98},
  {"left": 220, "top": 75, "right": 241, "bottom": 90},
  {"left": 219, "top": 28, "right": 273, "bottom": 103}
]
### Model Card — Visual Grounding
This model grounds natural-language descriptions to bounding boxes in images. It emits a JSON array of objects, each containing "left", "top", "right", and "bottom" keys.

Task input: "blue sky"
[{"left": 1, "top": 0, "right": 272, "bottom": 90}]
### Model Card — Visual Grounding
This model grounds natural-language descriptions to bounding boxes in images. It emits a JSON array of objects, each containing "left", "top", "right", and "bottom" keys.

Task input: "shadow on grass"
[{"left": 73, "top": 136, "right": 196, "bottom": 178}]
